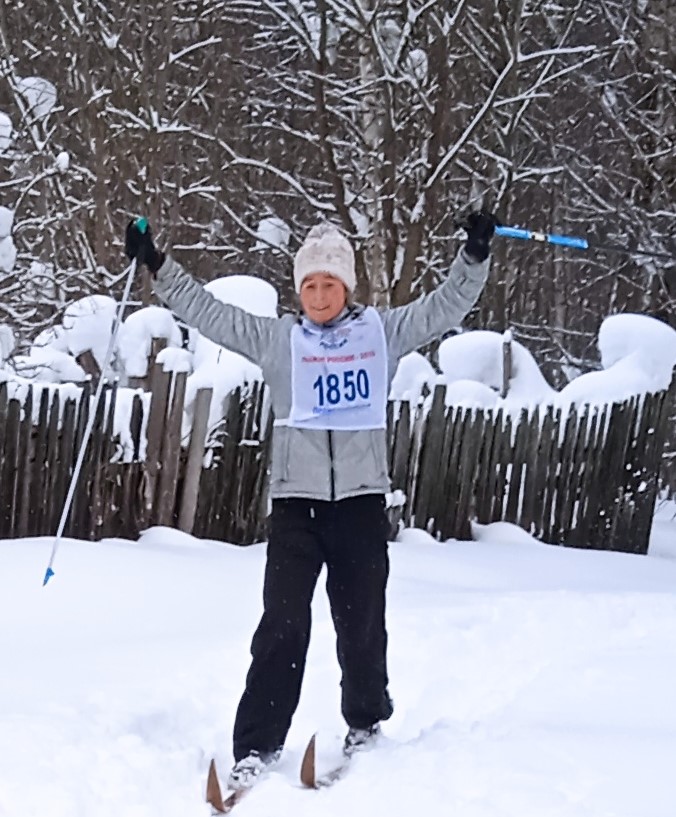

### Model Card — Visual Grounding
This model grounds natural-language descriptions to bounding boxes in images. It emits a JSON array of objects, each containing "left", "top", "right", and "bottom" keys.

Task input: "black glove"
[
  {"left": 125, "top": 219, "right": 165, "bottom": 274},
  {"left": 460, "top": 210, "right": 499, "bottom": 263}
]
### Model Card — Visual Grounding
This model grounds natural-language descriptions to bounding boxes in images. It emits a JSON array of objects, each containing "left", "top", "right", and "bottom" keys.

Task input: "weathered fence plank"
[
  {"left": 30, "top": 388, "right": 51, "bottom": 537},
  {"left": 178, "top": 387, "right": 213, "bottom": 534},
  {"left": 16, "top": 389, "right": 33, "bottom": 538},
  {"left": 156, "top": 372, "right": 188, "bottom": 527},
  {"left": 143, "top": 365, "right": 171, "bottom": 528},
  {"left": 42, "top": 390, "right": 61, "bottom": 535},
  {"left": 1, "top": 396, "right": 20, "bottom": 538}
]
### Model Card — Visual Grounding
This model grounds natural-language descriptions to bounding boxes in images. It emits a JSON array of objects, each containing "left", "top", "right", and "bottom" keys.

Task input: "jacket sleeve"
[
  {"left": 380, "top": 249, "right": 490, "bottom": 360},
  {"left": 152, "top": 255, "right": 277, "bottom": 364}
]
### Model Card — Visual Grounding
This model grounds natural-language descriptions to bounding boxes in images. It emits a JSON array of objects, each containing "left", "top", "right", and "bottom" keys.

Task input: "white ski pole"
[{"left": 42, "top": 253, "right": 140, "bottom": 586}]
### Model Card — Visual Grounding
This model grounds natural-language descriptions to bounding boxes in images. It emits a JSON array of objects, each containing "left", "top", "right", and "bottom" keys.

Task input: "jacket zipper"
[{"left": 327, "top": 430, "right": 336, "bottom": 500}]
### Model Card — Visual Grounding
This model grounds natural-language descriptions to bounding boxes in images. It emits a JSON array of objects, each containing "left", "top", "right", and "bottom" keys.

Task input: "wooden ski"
[
  {"left": 300, "top": 734, "right": 349, "bottom": 789},
  {"left": 206, "top": 759, "right": 250, "bottom": 814}
]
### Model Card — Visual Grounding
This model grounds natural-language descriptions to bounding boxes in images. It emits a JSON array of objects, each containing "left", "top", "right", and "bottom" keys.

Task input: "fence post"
[
  {"left": 142, "top": 362, "right": 171, "bottom": 527},
  {"left": 127, "top": 336, "right": 168, "bottom": 391},
  {"left": 178, "top": 387, "right": 213, "bottom": 533},
  {"left": 156, "top": 371, "right": 188, "bottom": 526},
  {"left": 501, "top": 329, "right": 513, "bottom": 399},
  {"left": 76, "top": 350, "right": 101, "bottom": 381}
]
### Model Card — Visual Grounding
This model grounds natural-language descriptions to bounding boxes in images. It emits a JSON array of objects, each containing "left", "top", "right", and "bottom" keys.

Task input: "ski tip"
[
  {"left": 300, "top": 733, "right": 317, "bottom": 788},
  {"left": 42, "top": 567, "right": 55, "bottom": 586},
  {"left": 206, "top": 758, "right": 226, "bottom": 814}
]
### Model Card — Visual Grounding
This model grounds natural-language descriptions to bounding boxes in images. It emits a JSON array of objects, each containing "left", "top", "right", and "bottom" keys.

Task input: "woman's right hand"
[{"left": 125, "top": 218, "right": 165, "bottom": 273}]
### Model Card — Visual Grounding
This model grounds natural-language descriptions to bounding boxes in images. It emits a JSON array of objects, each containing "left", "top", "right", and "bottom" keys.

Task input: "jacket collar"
[{"left": 300, "top": 303, "right": 365, "bottom": 331}]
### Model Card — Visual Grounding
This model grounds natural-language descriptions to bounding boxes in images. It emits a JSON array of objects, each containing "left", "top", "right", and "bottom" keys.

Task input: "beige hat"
[{"left": 293, "top": 223, "right": 356, "bottom": 294}]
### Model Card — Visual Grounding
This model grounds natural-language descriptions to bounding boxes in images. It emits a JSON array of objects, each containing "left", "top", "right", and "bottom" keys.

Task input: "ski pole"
[
  {"left": 495, "top": 224, "right": 675, "bottom": 263},
  {"left": 42, "top": 219, "right": 147, "bottom": 586}
]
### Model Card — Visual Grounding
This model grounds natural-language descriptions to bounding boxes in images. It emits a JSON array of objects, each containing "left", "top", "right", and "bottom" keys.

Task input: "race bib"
[{"left": 288, "top": 307, "right": 387, "bottom": 430}]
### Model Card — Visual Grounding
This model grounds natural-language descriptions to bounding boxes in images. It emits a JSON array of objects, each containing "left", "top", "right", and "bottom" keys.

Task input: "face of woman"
[{"left": 299, "top": 272, "right": 348, "bottom": 324}]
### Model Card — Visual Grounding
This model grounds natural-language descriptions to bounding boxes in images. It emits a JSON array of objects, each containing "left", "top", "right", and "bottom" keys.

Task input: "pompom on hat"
[{"left": 293, "top": 223, "right": 356, "bottom": 294}]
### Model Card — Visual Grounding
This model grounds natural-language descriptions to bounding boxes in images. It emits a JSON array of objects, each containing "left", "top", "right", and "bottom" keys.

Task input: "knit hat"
[{"left": 293, "top": 223, "right": 356, "bottom": 294}]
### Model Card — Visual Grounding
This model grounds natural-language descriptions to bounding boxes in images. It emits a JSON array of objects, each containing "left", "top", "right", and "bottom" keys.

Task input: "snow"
[
  {"left": 16, "top": 76, "right": 58, "bottom": 119},
  {"left": 62, "top": 295, "right": 117, "bottom": 369},
  {"left": 12, "top": 348, "right": 86, "bottom": 383},
  {"left": 55, "top": 151, "right": 70, "bottom": 173},
  {"left": 0, "top": 112, "right": 12, "bottom": 153},
  {"left": 553, "top": 314, "right": 676, "bottom": 409},
  {"left": 0, "top": 325, "right": 14, "bottom": 363},
  {"left": 253, "top": 216, "right": 291, "bottom": 252},
  {"left": 389, "top": 351, "right": 435, "bottom": 401},
  {"left": 110, "top": 388, "right": 151, "bottom": 462},
  {"left": 157, "top": 347, "right": 193, "bottom": 374},
  {"left": 0, "top": 236, "right": 16, "bottom": 273},
  {"left": 407, "top": 47, "right": 428, "bottom": 84},
  {"left": 0, "top": 206, "right": 13, "bottom": 238},
  {"left": 117, "top": 306, "right": 183, "bottom": 378},
  {"left": 32, "top": 324, "right": 70, "bottom": 355},
  {"left": 203, "top": 275, "right": 278, "bottom": 318},
  {"left": 390, "top": 316, "right": 676, "bottom": 413},
  {"left": 437, "top": 330, "right": 555, "bottom": 408},
  {"left": 1, "top": 506, "right": 674, "bottom": 817},
  {"left": 442, "top": 378, "right": 499, "bottom": 410}
]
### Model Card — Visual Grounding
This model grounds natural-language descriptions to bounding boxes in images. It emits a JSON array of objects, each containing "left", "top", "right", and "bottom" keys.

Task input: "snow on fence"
[{"left": 0, "top": 370, "right": 673, "bottom": 553}]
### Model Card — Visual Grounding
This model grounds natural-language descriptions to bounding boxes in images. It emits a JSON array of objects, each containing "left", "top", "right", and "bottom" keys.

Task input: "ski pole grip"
[{"left": 133, "top": 216, "right": 149, "bottom": 265}]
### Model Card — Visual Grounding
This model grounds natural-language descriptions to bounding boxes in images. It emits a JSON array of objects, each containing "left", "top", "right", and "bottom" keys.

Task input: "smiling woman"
[
  {"left": 124, "top": 210, "right": 496, "bottom": 792},
  {"left": 293, "top": 223, "right": 356, "bottom": 325}
]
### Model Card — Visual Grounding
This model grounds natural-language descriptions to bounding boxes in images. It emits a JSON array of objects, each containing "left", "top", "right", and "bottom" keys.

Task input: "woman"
[{"left": 125, "top": 212, "right": 496, "bottom": 788}]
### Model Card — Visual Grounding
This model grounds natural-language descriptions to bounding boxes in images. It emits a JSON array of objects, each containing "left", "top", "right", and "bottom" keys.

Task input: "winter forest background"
[{"left": 0, "top": 1, "right": 674, "bottom": 384}]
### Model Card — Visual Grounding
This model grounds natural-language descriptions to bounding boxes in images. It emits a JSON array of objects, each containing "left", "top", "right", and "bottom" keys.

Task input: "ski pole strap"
[{"left": 495, "top": 225, "right": 589, "bottom": 250}]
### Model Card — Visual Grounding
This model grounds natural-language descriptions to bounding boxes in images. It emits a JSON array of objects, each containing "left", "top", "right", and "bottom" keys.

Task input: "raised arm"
[
  {"left": 153, "top": 256, "right": 277, "bottom": 364},
  {"left": 124, "top": 220, "right": 276, "bottom": 364},
  {"left": 381, "top": 212, "right": 495, "bottom": 360}
]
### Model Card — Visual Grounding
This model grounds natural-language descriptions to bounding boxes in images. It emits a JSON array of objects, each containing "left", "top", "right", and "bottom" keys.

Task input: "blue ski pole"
[{"left": 495, "top": 224, "right": 675, "bottom": 262}]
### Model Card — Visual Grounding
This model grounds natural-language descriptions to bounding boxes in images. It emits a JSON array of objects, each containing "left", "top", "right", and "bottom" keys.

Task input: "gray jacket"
[{"left": 153, "top": 250, "right": 489, "bottom": 501}]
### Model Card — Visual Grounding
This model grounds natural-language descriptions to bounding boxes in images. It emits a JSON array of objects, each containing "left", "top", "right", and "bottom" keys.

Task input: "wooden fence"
[
  {"left": 390, "top": 382, "right": 674, "bottom": 554},
  {"left": 0, "top": 369, "right": 673, "bottom": 553}
]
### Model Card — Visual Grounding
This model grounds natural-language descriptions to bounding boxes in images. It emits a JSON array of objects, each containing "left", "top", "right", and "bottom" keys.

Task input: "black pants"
[{"left": 233, "top": 494, "right": 394, "bottom": 760}]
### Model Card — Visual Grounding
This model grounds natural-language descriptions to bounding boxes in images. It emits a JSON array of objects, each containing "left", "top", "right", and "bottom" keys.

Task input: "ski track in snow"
[{"left": 1, "top": 509, "right": 676, "bottom": 817}]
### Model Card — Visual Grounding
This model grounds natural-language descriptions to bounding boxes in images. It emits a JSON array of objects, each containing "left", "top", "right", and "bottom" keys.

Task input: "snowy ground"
[{"left": 1, "top": 501, "right": 675, "bottom": 817}]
